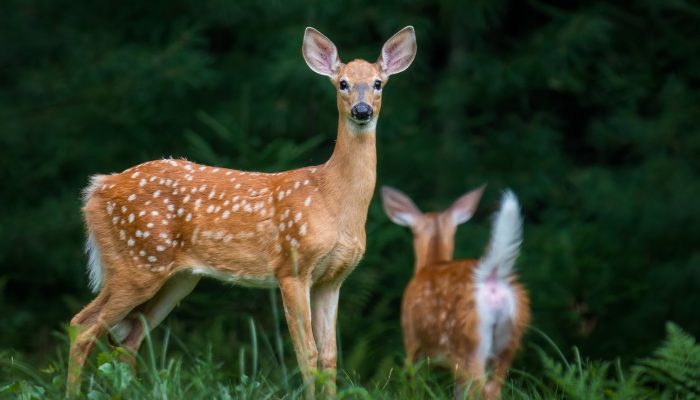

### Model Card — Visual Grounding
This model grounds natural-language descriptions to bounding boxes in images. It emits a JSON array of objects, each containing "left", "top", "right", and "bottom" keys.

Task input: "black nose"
[{"left": 351, "top": 102, "right": 373, "bottom": 121}]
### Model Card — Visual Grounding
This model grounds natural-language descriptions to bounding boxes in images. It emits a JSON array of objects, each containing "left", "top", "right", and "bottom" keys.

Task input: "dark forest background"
[{"left": 1, "top": 0, "right": 699, "bottom": 386}]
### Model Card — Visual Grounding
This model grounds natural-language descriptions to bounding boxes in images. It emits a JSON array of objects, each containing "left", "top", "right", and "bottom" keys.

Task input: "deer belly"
[
  {"left": 186, "top": 230, "right": 278, "bottom": 288},
  {"left": 474, "top": 280, "right": 518, "bottom": 366}
]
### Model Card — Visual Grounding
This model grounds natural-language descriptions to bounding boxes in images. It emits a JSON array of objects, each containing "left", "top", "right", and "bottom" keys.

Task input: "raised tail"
[{"left": 474, "top": 190, "right": 523, "bottom": 283}]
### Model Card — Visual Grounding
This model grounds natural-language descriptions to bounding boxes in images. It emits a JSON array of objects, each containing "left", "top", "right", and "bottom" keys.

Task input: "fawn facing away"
[
  {"left": 67, "top": 26, "right": 417, "bottom": 398},
  {"left": 381, "top": 186, "right": 530, "bottom": 399}
]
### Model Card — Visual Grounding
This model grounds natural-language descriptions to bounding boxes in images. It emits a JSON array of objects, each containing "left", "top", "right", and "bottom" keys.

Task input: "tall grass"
[{"left": 2, "top": 321, "right": 698, "bottom": 399}]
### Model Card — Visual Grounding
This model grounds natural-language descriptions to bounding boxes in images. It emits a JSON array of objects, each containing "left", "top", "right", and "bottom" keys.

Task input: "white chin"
[
  {"left": 347, "top": 118, "right": 377, "bottom": 133},
  {"left": 347, "top": 118, "right": 376, "bottom": 133}
]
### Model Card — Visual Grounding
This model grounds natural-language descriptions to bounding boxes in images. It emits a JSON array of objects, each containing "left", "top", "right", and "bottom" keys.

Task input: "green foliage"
[
  {"left": 509, "top": 323, "right": 700, "bottom": 400},
  {"left": 2, "top": 322, "right": 699, "bottom": 399},
  {"left": 1, "top": 0, "right": 699, "bottom": 392},
  {"left": 635, "top": 322, "right": 700, "bottom": 399}
]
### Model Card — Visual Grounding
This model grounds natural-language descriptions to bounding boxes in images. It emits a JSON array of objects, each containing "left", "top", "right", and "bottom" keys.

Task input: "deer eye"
[
  {"left": 373, "top": 80, "right": 382, "bottom": 90},
  {"left": 339, "top": 80, "right": 348, "bottom": 91}
]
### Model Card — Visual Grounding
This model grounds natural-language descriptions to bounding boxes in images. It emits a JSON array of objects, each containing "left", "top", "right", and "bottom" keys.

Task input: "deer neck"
[
  {"left": 413, "top": 219, "right": 455, "bottom": 272},
  {"left": 320, "top": 117, "right": 377, "bottom": 230}
]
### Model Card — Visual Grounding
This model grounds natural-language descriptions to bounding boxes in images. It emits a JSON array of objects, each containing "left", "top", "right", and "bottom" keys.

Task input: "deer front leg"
[
  {"left": 311, "top": 283, "right": 340, "bottom": 397},
  {"left": 279, "top": 276, "right": 318, "bottom": 400}
]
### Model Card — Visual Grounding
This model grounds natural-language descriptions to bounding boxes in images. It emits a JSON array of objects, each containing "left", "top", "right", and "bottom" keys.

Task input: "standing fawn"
[
  {"left": 381, "top": 186, "right": 530, "bottom": 399},
  {"left": 67, "top": 26, "right": 417, "bottom": 398}
]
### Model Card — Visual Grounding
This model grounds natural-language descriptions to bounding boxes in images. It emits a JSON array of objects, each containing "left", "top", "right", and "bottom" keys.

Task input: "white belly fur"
[
  {"left": 474, "top": 279, "right": 517, "bottom": 367},
  {"left": 190, "top": 265, "right": 278, "bottom": 288}
]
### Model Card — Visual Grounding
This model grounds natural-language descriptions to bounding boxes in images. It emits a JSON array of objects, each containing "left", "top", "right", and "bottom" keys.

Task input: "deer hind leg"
[
  {"left": 482, "top": 344, "right": 519, "bottom": 400},
  {"left": 67, "top": 289, "right": 110, "bottom": 397},
  {"left": 111, "top": 272, "right": 200, "bottom": 361},
  {"left": 66, "top": 271, "right": 165, "bottom": 397},
  {"left": 279, "top": 276, "right": 318, "bottom": 400},
  {"left": 453, "top": 356, "right": 486, "bottom": 400}
]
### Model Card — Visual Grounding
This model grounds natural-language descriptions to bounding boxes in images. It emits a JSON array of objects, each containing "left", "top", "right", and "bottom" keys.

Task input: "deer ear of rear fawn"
[
  {"left": 66, "top": 26, "right": 417, "bottom": 399},
  {"left": 381, "top": 186, "right": 530, "bottom": 400}
]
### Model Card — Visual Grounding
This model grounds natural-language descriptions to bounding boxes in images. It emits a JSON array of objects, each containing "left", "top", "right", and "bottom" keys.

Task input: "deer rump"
[{"left": 401, "top": 192, "right": 526, "bottom": 369}]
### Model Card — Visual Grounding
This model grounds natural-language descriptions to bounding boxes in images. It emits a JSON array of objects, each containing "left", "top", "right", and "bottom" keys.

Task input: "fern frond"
[{"left": 634, "top": 322, "right": 700, "bottom": 398}]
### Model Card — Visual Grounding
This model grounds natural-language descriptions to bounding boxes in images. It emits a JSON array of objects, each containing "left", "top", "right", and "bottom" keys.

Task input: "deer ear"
[
  {"left": 379, "top": 26, "right": 417, "bottom": 76},
  {"left": 381, "top": 186, "right": 422, "bottom": 227},
  {"left": 447, "top": 184, "right": 486, "bottom": 225},
  {"left": 303, "top": 27, "right": 340, "bottom": 77}
]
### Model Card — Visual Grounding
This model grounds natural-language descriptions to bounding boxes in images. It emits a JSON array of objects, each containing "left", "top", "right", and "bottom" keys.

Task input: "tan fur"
[
  {"left": 382, "top": 186, "right": 530, "bottom": 399},
  {"left": 67, "top": 26, "right": 417, "bottom": 399}
]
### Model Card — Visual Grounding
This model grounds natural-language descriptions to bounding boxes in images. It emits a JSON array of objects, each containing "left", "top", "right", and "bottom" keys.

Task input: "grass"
[{"left": 2, "top": 321, "right": 699, "bottom": 399}]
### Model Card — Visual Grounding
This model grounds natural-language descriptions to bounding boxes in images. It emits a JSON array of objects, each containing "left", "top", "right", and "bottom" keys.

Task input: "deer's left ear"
[
  {"left": 379, "top": 26, "right": 417, "bottom": 76},
  {"left": 447, "top": 184, "right": 486, "bottom": 225}
]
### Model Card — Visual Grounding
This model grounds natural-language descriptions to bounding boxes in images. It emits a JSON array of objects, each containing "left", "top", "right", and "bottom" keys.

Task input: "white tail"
[
  {"left": 67, "top": 26, "right": 417, "bottom": 400},
  {"left": 475, "top": 190, "right": 523, "bottom": 283}
]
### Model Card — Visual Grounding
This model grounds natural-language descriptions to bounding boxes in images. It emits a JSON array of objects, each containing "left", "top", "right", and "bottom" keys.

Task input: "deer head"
[
  {"left": 302, "top": 26, "right": 417, "bottom": 132},
  {"left": 382, "top": 184, "right": 486, "bottom": 270}
]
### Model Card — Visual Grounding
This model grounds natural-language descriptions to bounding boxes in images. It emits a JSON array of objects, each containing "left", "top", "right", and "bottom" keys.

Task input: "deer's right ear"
[
  {"left": 303, "top": 27, "right": 340, "bottom": 77},
  {"left": 381, "top": 186, "right": 422, "bottom": 227}
]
